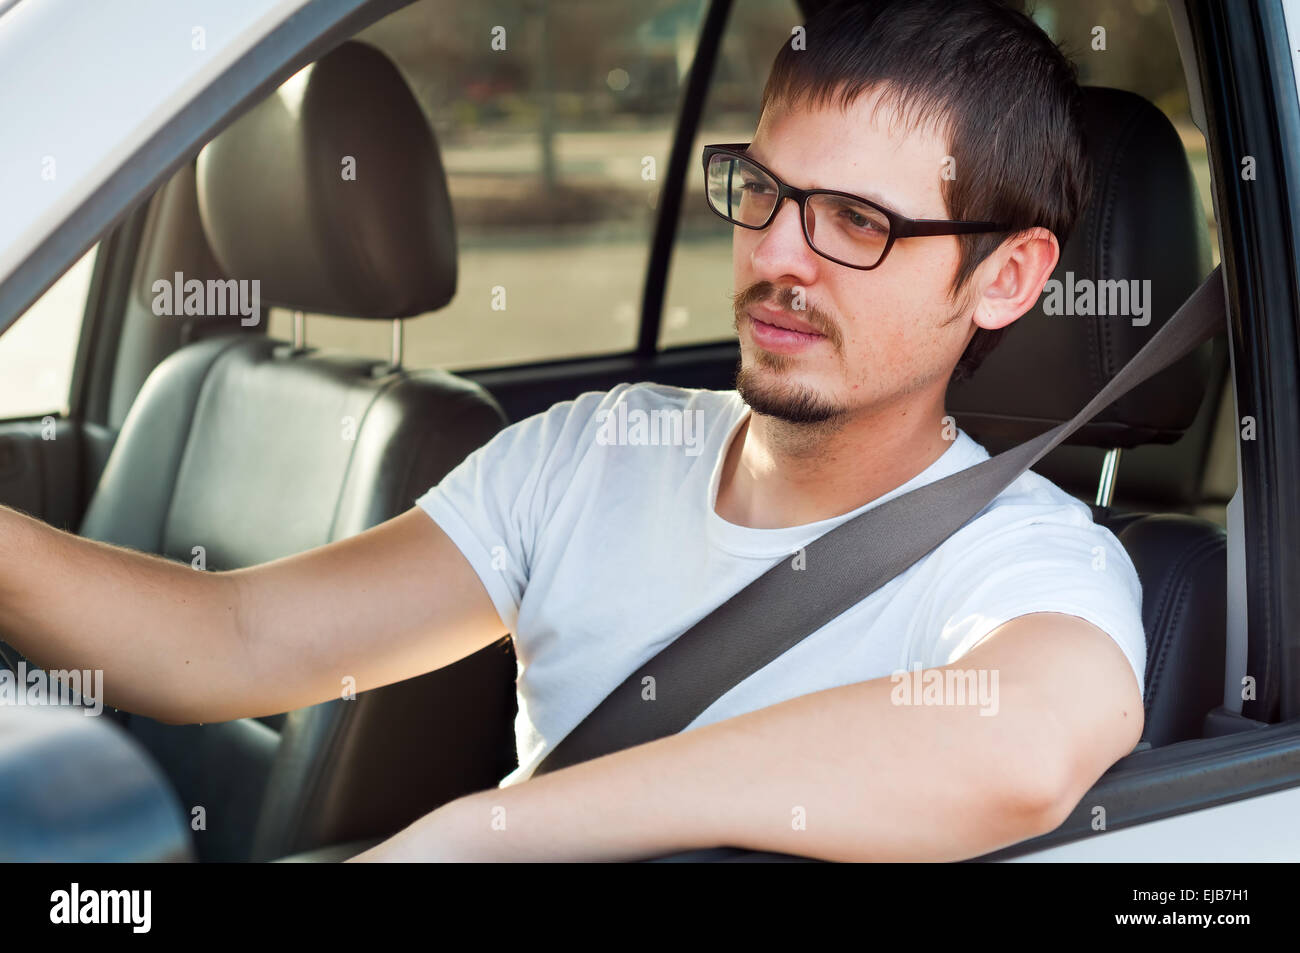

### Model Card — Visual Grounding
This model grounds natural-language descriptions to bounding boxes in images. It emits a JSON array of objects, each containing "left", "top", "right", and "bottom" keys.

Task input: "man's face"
[{"left": 732, "top": 88, "right": 980, "bottom": 425}]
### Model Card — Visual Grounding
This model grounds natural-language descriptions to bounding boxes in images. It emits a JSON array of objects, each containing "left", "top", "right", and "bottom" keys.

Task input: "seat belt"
[{"left": 533, "top": 267, "right": 1227, "bottom": 777}]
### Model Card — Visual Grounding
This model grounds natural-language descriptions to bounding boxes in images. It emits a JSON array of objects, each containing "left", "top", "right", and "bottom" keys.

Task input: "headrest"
[
  {"left": 947, "top": 86, "right": 1216, "bottom": 449},
  {"left": 196, "top": 41, "right": 456, "bottom": 320}
]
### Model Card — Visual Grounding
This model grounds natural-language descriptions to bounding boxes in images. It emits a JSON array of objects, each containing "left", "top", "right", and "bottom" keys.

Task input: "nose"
[{"left": 747, "top": 195, "right": 820, "bottom": 288}]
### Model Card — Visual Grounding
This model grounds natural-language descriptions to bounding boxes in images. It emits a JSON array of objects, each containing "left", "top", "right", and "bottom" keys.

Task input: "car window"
[
  {"left": 0, "top": 245, "right": 97, "bottom": 418},
  {"left": 1035, "top": 0, "right": 1219, "bottom": 264},
  {"left": 266, "top": 0, "right": 707, "bottom": 369},
  {"left": 661, "top": 0, "right": 1219, "bottom": 349},
  {"left": 660, "top": 0, "right": 803, "bottom": 350}
]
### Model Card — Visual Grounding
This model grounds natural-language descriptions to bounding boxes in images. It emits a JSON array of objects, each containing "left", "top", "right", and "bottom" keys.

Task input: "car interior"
[{"left": 0, "top": 0, "right": 1274, "bottom": 862}]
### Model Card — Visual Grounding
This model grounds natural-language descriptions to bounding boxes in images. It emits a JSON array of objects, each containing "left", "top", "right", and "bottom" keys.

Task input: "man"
[{"left": 0, "top": 0, "right": 1144, "bottom": 862}]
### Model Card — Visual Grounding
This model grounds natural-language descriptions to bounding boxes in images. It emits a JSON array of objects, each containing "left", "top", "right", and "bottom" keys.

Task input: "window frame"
[
  {"left": 636, "top": 0, "right": 738, "bottom": 357},
  {"left": 1194, "top": 0, "right": 1300, "bottom": 721}
]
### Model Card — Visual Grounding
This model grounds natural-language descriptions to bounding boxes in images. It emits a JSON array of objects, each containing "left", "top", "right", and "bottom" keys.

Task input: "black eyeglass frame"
[{"left": 702, "top": 142, "right": 1014, "bottom": 270}]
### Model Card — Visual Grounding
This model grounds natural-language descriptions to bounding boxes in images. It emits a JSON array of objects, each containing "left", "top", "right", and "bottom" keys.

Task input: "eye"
[
  {"left": 839, "top": 206, "right": 884, "bottom": 232},
  {"left": 738, "top": 177, "right": 775, "bottom": 195}
]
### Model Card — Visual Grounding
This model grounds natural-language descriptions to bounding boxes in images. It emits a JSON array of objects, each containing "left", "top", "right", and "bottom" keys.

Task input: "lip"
[
  {"left": 750, "top": 303, "right": 821, "bottom": 335},
  {"left": 745, "top": 304, "right": 826, "bottom": 354}
]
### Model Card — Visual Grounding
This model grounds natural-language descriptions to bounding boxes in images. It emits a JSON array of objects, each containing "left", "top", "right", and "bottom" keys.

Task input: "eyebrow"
[{"left": 744, "top": 144, "right": 910, "bottom": 215}]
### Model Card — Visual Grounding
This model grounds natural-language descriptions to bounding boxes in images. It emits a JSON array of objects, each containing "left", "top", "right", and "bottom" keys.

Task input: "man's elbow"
[
  {"left": 995, "top": 688, "right": 1146, "bottom": 845},
  {"left": 988, "top": 747, "right": 1074, "bottom": 845},
  {"left": 998, "top": 730, "right": 1140, "bottom": 843}
]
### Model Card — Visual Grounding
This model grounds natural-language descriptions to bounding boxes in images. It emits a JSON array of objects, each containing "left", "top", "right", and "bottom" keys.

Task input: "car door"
[{"left": 987, "top": 0, "right": 1300, "bottom": 862}]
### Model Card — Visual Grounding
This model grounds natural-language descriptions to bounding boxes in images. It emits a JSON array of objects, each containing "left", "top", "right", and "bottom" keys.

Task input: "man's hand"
[{"left": 347, "top": 612, "right": 1143, "bottom": 862}]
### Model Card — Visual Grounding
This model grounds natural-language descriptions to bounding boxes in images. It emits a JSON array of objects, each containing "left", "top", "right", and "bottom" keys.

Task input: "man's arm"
[
  {"left": 354, "top": 611, "right": 1143, "bottom": 862},
  {"left": 0, "top": 505, "right": 504, "bottom": 726}
]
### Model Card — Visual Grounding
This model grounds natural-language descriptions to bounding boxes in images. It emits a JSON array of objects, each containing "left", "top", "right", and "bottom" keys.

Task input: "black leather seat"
[
  {"left": 79, "top": 41, "right": 517, "bottom": 861},
  {"left": 948, "top": 87, "right": 1228, "bottom": 747}
]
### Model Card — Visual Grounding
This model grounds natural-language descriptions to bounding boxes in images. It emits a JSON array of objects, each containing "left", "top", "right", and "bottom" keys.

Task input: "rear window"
[{"left": 267, "top": 0, "right": 706, "bottom": 369}]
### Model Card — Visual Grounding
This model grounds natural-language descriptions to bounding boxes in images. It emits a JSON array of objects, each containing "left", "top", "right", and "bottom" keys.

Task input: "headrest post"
[
  {"left": 391, "top": 319, "right": 404, "bottom": 371},
  {"left": 292, "top": 310, "right": 306, "bottom": 351},
  {"left": 1095, "top": 447, "right": 1122, "bottom": 507}
]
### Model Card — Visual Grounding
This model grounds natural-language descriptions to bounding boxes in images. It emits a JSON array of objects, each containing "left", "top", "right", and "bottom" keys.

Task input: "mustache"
[{"left": 731, "top": 282, "right": 841, "bottom": 348}]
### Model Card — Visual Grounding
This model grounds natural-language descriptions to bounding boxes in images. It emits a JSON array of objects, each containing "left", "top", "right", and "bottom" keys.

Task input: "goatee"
[
  {"left": 734, "top": 359, "right": 845, "bottom": 425},
  {"left": 732, "top": 281, "right": 846, "bottom": 426}
]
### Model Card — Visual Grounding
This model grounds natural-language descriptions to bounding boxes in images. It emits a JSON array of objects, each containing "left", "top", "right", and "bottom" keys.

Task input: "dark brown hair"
[{"left": 759, "top": 0, "right": 1090, "bottom": 383}]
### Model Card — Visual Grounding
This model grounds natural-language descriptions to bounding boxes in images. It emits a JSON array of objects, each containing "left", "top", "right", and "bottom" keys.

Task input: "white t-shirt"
[{"left": 416, "top": 381, "right": 1147, "bottom": 787}]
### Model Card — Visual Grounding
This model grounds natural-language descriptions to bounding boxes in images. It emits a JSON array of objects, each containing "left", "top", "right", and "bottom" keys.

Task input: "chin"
[{"left": 735, "top": 360, "right": 845, "bottom": 425}]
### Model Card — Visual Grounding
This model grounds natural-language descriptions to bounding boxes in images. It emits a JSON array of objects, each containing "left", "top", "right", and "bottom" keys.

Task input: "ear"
[{"left": 970, "top": 227, "right": 1060, "bottom": 331}]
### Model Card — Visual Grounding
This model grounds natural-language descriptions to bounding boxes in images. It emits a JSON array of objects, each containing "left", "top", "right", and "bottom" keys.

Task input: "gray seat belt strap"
[{"left": 533, "top": 267, "right": 1226, "bottom": 777}]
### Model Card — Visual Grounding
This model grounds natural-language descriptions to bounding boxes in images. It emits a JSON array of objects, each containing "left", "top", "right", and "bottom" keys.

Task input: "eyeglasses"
[{"left": 702, "top": 143, "right": 1012, "bottom": 270}]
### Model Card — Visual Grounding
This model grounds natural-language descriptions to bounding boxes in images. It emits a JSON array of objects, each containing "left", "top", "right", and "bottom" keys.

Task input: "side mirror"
[{"left": 0, "top": 704, "right": 193, "bottom": 861}]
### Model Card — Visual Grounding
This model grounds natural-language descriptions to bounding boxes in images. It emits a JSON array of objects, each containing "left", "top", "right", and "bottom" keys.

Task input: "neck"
[{"left": 715, "top": 392, "right": 954, "bottom": 529}]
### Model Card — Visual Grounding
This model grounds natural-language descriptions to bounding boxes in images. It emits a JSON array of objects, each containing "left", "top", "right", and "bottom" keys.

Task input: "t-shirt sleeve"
[
  {"left": 414, "top": 385, "right": 629, "bottom": 632},
  {"left": 907, "top": 512, "right": 1148, "bottom": 700}
]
